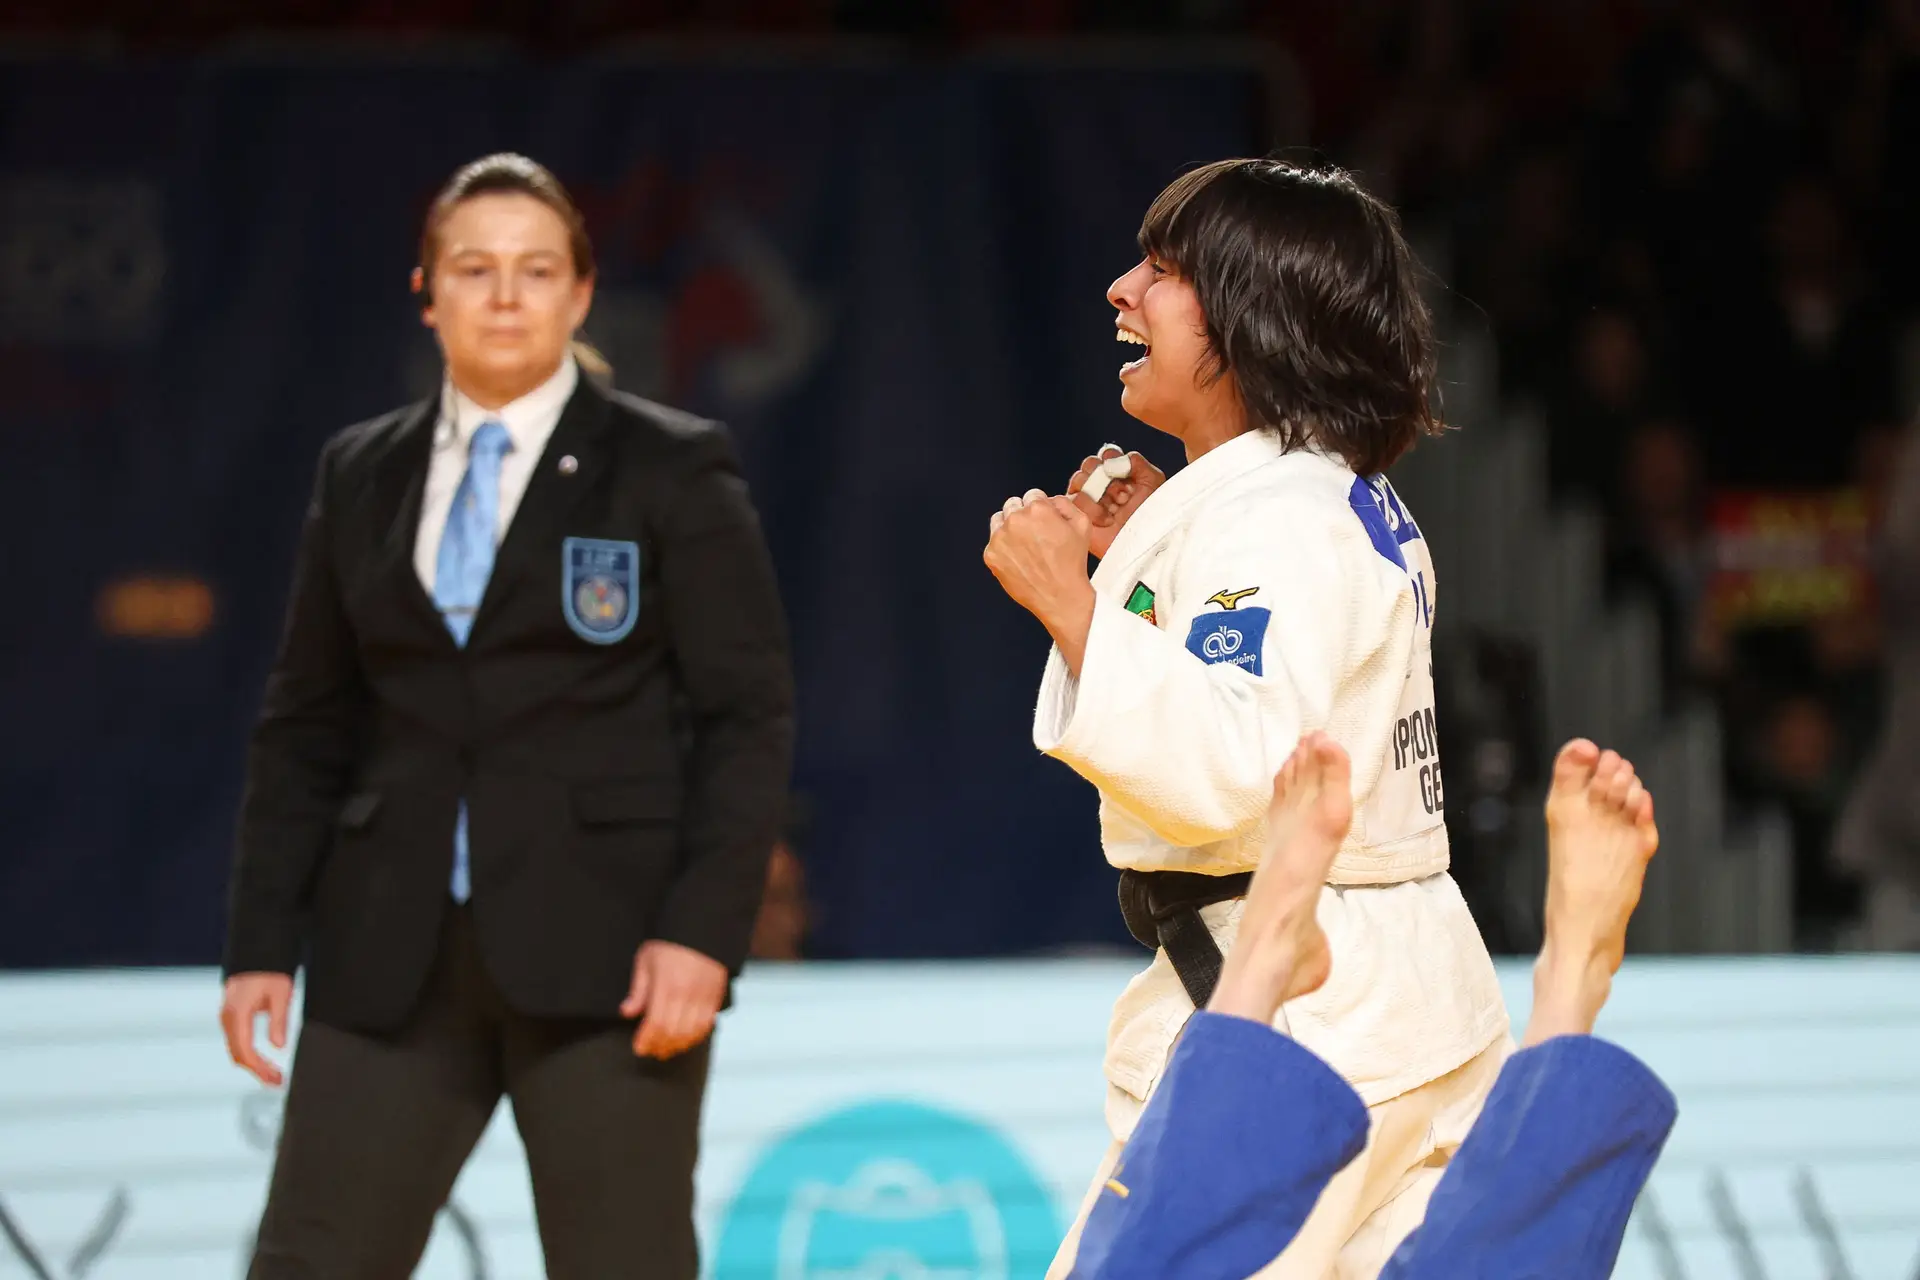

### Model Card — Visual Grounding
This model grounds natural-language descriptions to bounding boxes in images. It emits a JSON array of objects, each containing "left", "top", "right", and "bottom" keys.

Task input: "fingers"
[
  {"left": 619, "top": 952, "right": 653, "bottom": 1020},
  {"left": 989, "top": 489, "right": 1073, "bottom": 532},
  {"left": 632, "top": 991, "right": 720, "bottom": 1060},
  {"left": 1069, "top": 489, "right": 1116, "bottom": 526},
  {"left": 626, "top": 942, "right": 725, "bottom": 1059},
  {"left": 267, "top": 984, "right": 289, "bottom": 1051},
  {"left": 634, "top": 1007, "right": 717, "bottom": 1059},
  {"left": 1067, "top": 456, "right": 1102, "bottom": 495},
  {"left": 222, "top": 995, "right": 283, "bottom": 1088}
]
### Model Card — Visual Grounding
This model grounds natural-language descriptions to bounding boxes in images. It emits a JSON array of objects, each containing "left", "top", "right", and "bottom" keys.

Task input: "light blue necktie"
[{"left": 434, "top": 420, "right": 512, "bottom": 903}]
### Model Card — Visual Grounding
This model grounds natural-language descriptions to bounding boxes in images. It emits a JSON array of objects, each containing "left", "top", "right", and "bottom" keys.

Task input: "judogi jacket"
[{"left": 1034, "top": 432, "right": 1506, "bottom": 1128}]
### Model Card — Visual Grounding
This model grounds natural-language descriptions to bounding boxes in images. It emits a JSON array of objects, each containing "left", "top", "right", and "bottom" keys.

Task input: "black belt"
[{"left": 1117, "top": 868, "right": 1253, "bottom": 1008}]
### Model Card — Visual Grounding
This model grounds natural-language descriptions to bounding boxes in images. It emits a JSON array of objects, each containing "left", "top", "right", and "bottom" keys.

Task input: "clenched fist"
[{"left": 985, "top": 489, "right": 1097, "bottom": 674}]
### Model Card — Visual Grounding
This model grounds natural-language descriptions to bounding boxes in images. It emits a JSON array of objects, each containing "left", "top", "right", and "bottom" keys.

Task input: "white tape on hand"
[{"left": 1079, "top": 448, "right": 1133, "bottom": 504}]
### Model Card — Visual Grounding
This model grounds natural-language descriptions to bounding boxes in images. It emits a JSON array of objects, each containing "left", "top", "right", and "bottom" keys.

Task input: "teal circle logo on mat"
[{"left": 711, "top": 1099, "right": 1061, "bottom": 1280}]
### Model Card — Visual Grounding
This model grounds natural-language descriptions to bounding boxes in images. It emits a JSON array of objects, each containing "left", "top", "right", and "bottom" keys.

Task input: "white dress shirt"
[{"left": 413, "top": 356, "right": 579, "bottom": 594}]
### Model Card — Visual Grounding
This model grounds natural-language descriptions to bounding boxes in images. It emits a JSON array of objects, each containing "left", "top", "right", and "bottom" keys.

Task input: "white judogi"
[{"left": 1036, "top": 431, "right": 1510, "bottom": 1279}]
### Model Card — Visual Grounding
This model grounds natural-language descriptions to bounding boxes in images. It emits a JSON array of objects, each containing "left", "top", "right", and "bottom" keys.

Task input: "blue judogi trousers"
[{"left": 1071, "top": 1011, "right": 1676, "bottom": 1280}]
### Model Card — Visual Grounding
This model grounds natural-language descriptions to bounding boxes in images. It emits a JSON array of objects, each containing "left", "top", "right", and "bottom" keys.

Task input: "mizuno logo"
[{"left": 1206, "top": 587, "right": 1260, "bottom": 610}]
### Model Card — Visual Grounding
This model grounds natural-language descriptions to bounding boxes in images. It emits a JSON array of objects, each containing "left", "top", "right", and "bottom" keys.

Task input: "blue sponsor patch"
[
  {"left": 562, "top": 537, "right": 640, "bottom": 644},
  {"left": 1185, "top": 607, "right": 1270, "bottom": 675},
  {"left": 1348, "top": 475, "right": 1423, "bottom": 569}
]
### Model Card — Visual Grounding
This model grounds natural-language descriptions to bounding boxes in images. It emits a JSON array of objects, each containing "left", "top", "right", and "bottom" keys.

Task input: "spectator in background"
[
  {"left": 750, "top": 799, "right": 813, "bottom": 961},
  {"left": 1835, "top": 419, "right": 1920, "bottom": 949},
  {"left": 1545, "top": 307, "right": 1662, "bottom": 502},
  {"left": 1461, "top": 146, "right": 1579, "bottom": 404},
  {"left": 1757, "top": 691, "right": 1861, "bottom": 947},
  {"left": 1705, "top": 173, "right": 1898, "bottom": 486},
  {"left": 1604, "top": 418, "right": 1715, "bottom": 705}
]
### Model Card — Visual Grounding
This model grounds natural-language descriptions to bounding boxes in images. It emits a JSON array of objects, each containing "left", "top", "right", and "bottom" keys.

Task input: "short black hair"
[{"left": 1139, "top": 159, "right": 1441, "bottom": 475}]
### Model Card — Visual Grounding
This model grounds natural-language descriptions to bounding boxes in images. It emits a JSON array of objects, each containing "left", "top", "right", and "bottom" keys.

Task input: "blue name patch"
[
  {"left": 1348, "top": 475, "right": 1423, "bottom": 570},
  {"left": 1185, "top": 607, "right": 1270, "bottom": 675}
]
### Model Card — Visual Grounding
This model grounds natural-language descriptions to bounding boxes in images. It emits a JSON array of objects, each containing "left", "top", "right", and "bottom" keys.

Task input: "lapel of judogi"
[{"left": 1091, "top": 430, "right": 1291, "bottom": 600}]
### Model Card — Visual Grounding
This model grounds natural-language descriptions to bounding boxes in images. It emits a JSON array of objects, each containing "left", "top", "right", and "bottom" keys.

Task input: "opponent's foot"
[
  {"left": 1527, "top": 739, "right": 1660, "bottom": 1045},
  {"left": 1209, "top": 733, "right": 1351, "bottom": 1023}
]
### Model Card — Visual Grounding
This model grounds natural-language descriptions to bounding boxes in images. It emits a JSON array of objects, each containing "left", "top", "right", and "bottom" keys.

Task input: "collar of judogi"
[{"left": 1094, "top": 430, "right": 1331, "bottom": 590}]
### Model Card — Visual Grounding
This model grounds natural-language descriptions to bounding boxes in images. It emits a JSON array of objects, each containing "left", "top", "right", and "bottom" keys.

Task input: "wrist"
[
  {"left": 1040, "top": 583, "right": 1096, "bottom": 640},
  {"left": 1041, "top": 583, "right": 1098, "bottom": 676}
]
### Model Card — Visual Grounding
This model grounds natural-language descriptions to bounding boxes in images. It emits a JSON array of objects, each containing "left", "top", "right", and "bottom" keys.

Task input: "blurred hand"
[
  {"left": 1067, "top": 448, "right": 1167, "bottom": 559},
  {"left": 221, "top": 972, "right": 294, "bottom": 1087},
  {"left": 621, "top": 940, "right": 727, "bottom": 1060}
]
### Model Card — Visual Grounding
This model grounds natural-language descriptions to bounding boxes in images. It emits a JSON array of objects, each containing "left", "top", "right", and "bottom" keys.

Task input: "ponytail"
[{"left": 571, "top": 337, "right": 612, "bottom": 383}]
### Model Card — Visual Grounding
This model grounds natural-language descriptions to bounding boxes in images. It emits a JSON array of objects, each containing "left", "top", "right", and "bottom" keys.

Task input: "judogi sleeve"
[
  {"left": 1036, "top": 504, "right": 1398, "bottom": 845},
  {"left": 1069, "top": 1011, "right": 1369, "bottom": 1280},
  {"left": 1379, "top": 1036, "right": 1677, "bottom": 1280}
]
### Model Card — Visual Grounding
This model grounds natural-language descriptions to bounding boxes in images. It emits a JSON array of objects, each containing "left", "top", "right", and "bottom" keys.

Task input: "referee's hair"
[
  {"left": 1139, "top": 158, "right": 1440, "bottom": 475},
  {"left": 418, "top": 152, "right": 612, "bottom": 380}
]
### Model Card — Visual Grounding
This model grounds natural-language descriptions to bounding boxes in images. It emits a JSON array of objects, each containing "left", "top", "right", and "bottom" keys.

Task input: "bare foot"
[
  {"left": 1526, "top": 739, "right": 1660, "bottom": 1045},
  {"left": 1209, "top": 732, "right": 1352, "bottom": 1024}
]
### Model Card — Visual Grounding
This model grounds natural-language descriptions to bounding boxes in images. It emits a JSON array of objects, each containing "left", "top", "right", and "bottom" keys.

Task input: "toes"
[
  {"left": 1622, "top": 778, "right": 1646, "bottom": 820},
  {"left": 1551, "top": 739, "right": 1601, "bottom": 795},
  {"left": 1587, "top": 749, "right": 1624, "bottom": 800},
  {"left": 1272, "top": 753, "right": 1299, "bottom": 798},
  {"left": 1633, "top": 790, "right": 1658, "bottom": 850},
  {"left": 1602, "top": 760, "right": 1637, "bottom": 810},
  {"left": 1308, "top": 733, "right": 1350, "bottom": 791}
]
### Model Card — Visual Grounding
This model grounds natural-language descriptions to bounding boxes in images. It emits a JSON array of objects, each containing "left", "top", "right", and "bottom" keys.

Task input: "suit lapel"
[
  {"left": 368, "top": 396, "right": 458, "bottom": 646},
  {"left": 469, "top": 380, "right": 614, "bottom": 645}
]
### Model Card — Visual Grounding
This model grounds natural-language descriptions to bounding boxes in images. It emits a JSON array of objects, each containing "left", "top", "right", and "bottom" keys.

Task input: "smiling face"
[
  {"left": 417, "top": 191, "right": 593, "bottom": 407},
  {"left": 1118, "top": 159, "right": 1439, "bottom": 475},
  {"left": 1106, "top": 255, "right": 1244, "bottom": 456}
]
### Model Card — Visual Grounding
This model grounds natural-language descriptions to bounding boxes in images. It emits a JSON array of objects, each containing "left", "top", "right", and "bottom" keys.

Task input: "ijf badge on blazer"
[{"left": 562, "top": 537, "right": 640, "bottom": 644}]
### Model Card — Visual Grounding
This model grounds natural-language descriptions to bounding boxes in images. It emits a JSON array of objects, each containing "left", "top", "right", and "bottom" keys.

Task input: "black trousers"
[{"left": 248, "top": 907, "right": 709, "bottom": 1280}]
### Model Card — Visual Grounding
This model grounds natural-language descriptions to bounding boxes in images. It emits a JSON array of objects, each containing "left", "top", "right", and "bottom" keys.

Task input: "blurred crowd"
[
  {"left": 11, "top": 0, "right": 1916, "bottom": 952},
  {"left": 1298, "top": 0, "right": 1920, "bottom": 950}
]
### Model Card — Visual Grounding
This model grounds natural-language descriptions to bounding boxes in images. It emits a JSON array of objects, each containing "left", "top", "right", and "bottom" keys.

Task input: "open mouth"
[{"left": 1118, "top": 327, "right": 1150, "bottom": 372}]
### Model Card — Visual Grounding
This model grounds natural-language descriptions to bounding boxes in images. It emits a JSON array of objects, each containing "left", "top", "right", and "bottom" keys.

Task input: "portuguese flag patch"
[{"left": 1124, "top": 582, "right": 1158, "bottom": 626}]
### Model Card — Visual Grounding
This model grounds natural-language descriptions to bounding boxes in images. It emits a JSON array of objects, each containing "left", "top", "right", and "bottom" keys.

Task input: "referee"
[{"left": 218, "top": 153, "right": 794, "bottom": 1279}]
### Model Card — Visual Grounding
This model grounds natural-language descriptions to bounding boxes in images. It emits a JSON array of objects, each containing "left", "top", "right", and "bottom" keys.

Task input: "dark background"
[{"left": 3, "top": 0, "right": 1915, "bottom": 965}]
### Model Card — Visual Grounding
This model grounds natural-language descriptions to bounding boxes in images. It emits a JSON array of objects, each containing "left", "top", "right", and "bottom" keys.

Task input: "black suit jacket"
[{"left": 223, "top": 377, "right": 794, "bottom": 1033}]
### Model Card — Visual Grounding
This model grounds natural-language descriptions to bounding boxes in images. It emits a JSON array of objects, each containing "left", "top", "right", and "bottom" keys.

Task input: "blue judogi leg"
[
  {"left": 1069, "top": 1011, "right": 1370, "bottom": 1280},
  {"left": 1379, "top": 1035, "right": 1677, "bottom": 1280}
]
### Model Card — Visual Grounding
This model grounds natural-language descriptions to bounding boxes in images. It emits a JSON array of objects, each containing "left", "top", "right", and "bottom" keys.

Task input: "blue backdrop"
[{"left": 0, "top": 53, "right": 1259, "bottom": 965}]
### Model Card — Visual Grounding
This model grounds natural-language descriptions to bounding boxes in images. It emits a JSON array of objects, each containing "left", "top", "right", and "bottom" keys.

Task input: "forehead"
[{"left": 436, "top": 192, "right": 571, "bottom": 257}]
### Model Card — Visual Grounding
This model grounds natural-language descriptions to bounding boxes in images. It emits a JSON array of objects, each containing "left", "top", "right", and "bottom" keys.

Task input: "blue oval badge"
[
  {"left": 711, "top": 1099, "right": 1061, "bottom": 1280},
  {"left": 562, "top": 537, "right": 640, "bottom": 644}
]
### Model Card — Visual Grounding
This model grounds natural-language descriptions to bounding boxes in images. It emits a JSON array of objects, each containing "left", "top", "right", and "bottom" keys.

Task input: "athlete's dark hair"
[{"left": 1139, "top": 159, "right": 1441, "bottom": 475}]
